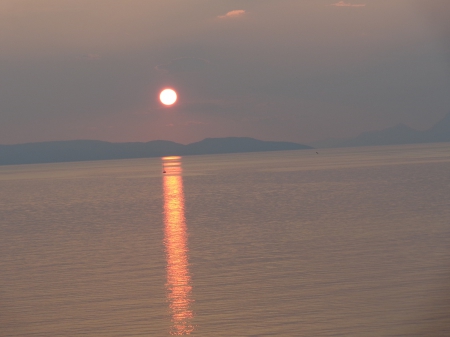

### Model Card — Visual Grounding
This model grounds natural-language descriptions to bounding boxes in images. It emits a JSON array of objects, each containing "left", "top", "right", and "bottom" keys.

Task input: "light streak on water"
[{"left": 162, "top": 157, "right": 194, "bottom": 335}]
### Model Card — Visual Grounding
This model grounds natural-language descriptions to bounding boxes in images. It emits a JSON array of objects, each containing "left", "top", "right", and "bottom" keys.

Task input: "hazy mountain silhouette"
[
  {"left": 0, "top": 137, "right": 312, "bottom": 166},
  {"left": 311, "top": 112, "right": 450, "bottom": 148},
  {"left": 183, "top": 137, "right": 309, "bottom": 155},
  {"left": 424, "top": 112, "right": 450, "bottom": 142}
]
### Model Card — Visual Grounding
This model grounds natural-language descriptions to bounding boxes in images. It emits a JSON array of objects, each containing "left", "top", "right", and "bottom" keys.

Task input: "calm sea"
[{"left": 1, "top": 143, "right": 450, "bottom": 336}]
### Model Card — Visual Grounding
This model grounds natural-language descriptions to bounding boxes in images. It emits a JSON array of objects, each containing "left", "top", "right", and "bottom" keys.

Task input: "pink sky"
[{"left": 0, "top": 0, "right": 449, "bottom": 145}]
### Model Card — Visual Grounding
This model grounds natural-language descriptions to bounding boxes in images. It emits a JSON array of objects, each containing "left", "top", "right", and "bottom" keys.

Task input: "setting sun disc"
[{"left": 160, "top": 88, "right": 177, "bottom": 106}]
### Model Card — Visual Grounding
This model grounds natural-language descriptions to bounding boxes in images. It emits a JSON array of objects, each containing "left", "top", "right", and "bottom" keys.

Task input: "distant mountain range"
[
  {"left": 311, "top": 112, "right": 450, "bottom": 148},
  {"left": 2, "top": 112, "right": 449, "bottom": 166},
  {"left": 0, "top": 137, "right": 313, "bottom": 166}
]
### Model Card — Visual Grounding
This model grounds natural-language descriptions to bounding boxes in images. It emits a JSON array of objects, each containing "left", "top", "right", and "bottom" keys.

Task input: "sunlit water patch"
[
  {"left": 1, "top": 144, "right": 450, "bottom": 336},
  {"left": 162, "top": 156, "right": 194, "bottom": 335}
]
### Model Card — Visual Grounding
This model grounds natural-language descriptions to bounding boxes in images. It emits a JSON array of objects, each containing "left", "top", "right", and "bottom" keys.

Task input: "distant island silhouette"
[
  {"left": 2, "top": 112, "right": 449, "bottom": 166},
  {"left": 0, "top": 137, "right": 313, "bottom": 166},
  {"left": 311, "top": 112, "right": 450, "bottom": 148}
]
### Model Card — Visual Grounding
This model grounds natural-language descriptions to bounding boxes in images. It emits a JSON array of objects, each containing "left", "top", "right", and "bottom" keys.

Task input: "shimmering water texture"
[
  {"left": 1, "top": 143, "right": 450, "bottom": 336},
  {"left": 162, "top": 157, "right": 194, "bottom": 335}
]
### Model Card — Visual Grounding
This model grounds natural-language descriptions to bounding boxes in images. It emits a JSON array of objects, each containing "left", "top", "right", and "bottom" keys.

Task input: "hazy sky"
[{"left": 1, "top": 0, "right": 449, "bottom": 145}]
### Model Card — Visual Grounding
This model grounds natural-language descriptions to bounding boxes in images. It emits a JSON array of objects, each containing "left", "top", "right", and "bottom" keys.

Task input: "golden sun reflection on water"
[{"left": 162, "top": 157, "right": 194, "bottom": 335}]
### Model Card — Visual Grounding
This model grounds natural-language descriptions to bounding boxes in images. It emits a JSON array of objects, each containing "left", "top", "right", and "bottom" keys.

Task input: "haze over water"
[{"left": 1, "top": 143, "right": 450, "bottom": 336}]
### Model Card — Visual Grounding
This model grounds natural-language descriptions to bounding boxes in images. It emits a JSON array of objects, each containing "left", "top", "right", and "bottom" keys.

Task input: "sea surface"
[{"left": 1, "top": 143, "right": 450, "bottom": 336}]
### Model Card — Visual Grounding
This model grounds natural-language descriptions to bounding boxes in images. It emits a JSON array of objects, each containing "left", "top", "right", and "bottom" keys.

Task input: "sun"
[{"left": 160, "top": 88, "right": 177, "bottom": 106}]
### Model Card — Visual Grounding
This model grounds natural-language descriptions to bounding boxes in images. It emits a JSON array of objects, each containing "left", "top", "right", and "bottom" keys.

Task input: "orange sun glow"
[
  {"left": 162, "top": 156, "right": 194, "bottom": 335},
  {"left": 160, "top": 88, "right": 177, "bottom": 106}
]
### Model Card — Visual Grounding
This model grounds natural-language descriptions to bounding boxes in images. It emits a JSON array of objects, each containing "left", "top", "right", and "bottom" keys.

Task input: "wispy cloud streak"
[{"left": 218, "top": 10, "right": 245, "bottom": 19}]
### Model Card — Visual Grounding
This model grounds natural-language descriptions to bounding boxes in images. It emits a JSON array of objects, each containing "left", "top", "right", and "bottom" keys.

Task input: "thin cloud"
[
  {"left": 218, "top": 10, "right": 245, "bottom": 19},
  {"left": 331, "top": 1, "right": 366, "bottom": 7}
]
